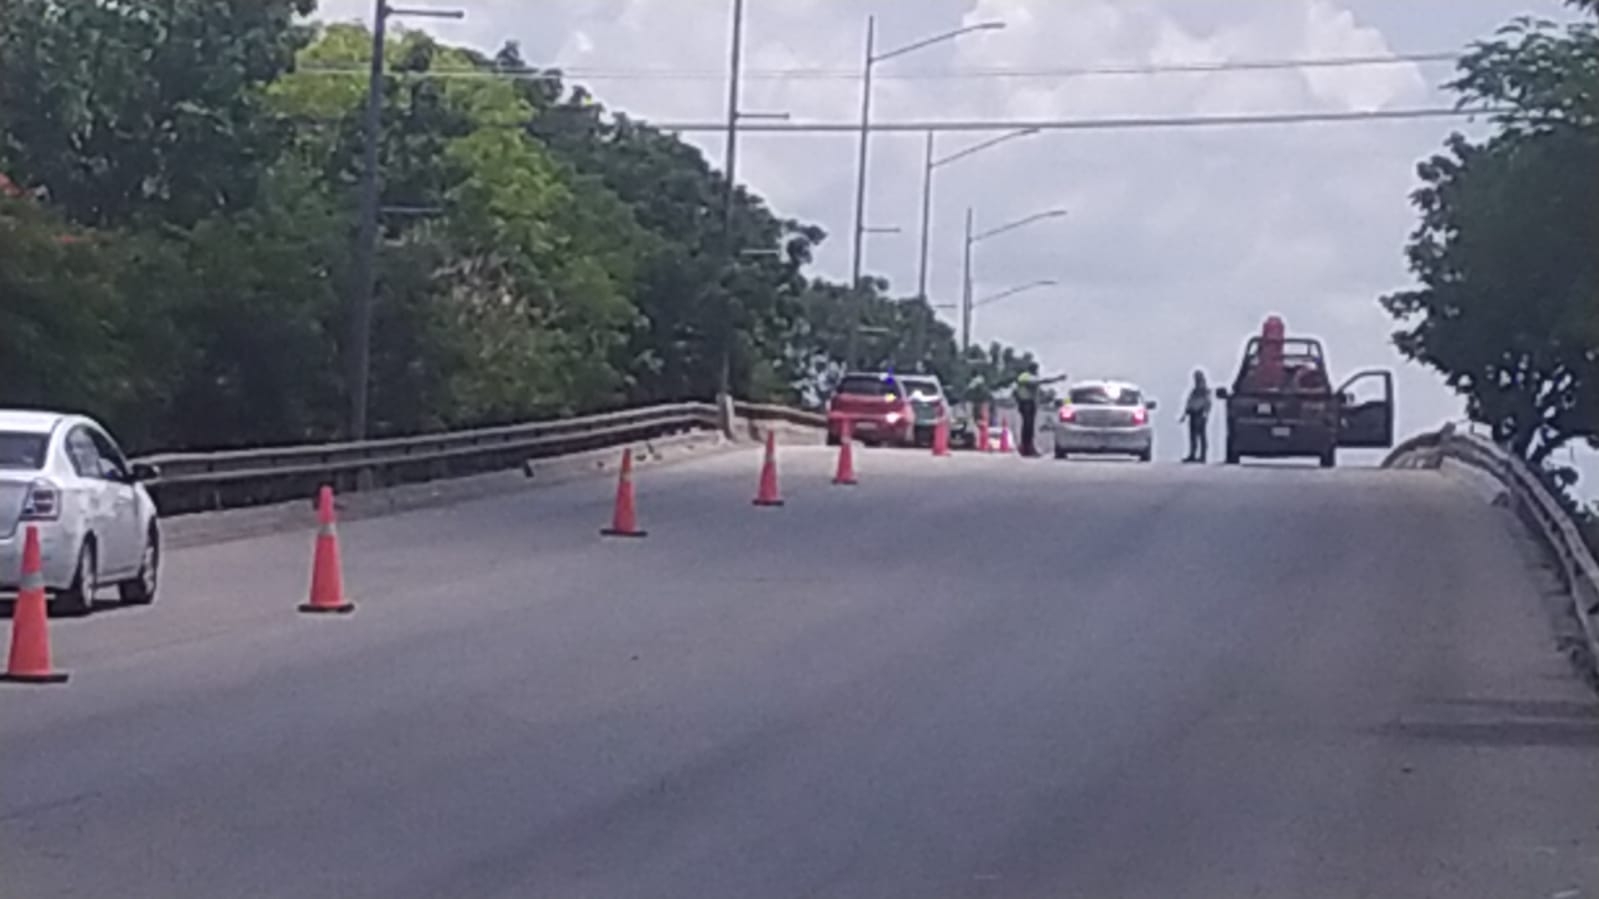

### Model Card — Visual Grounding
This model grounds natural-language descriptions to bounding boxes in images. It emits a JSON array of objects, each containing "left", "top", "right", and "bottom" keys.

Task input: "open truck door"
[{"left": 1336, "top": 370, "right": 1394, "bottom": 448}]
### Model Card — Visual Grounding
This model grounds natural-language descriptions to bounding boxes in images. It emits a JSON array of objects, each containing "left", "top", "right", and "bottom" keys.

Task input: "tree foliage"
[
  {"left": 0, "top": 4, "right": 1041, "bottom": 452},
  {"left": 1381, "top": 10, "right": 1598, "bottom": 468}
]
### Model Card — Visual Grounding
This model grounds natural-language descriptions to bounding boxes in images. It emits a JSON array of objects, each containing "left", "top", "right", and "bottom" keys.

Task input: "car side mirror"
[
  {"left": 1145, "top": 399, "right": 1159, "bottom": 411},
  {"left": 1215, "top": 388, "right": 1231, "bottom": 400},
  {"left": 129, "top": 462, "right": 160, "bottom": 482}
]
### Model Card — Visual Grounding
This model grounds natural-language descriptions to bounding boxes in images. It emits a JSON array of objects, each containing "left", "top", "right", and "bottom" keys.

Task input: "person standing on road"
[
  {"left": 1180, "top": 369, "right": 1212, "bottom": 463},
  {"left": 1012, "top": 364, "right": 1067, "bottom": 458}
]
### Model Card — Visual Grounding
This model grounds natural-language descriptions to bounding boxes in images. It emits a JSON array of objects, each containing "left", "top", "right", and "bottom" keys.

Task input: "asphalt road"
[{"left": 3, "top": 447, "right": 1595, "bottom": 898}]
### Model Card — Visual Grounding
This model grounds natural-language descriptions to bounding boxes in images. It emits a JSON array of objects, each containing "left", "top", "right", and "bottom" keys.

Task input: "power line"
[
  {"left": 287, "top": 105, "right": 1502, "bottom": 135},
  {"left": 647, "top": 106, "right": 1502, "bottom": 134},
  {"left": 293, "top": 49, "right": 1460, "bottom": 84}
]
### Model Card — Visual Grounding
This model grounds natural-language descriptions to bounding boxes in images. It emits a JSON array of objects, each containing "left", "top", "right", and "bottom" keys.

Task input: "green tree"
[
  {"left": 1381, "top": 11, "right": 1598, "bottom": 466},
  {"left": 0, "top": 0, "right": 315, "bottom": 228},
  {"left": 0, "top": 199, "right": 127, "bottom": 419}
]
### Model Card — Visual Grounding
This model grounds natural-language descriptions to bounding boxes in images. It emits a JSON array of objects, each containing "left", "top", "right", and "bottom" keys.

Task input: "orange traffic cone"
[
  {"left": 999, "top": 423, "right": 1014, "bottom": 455},
  {"left": 833, "top": 421, "right": 859, "bottom": 486},
  {"left": 300, "top": 485, "right": 354, "bottom": 614},
  {"left": 2, "top": 526, "right": 68, "bottom": 683},
  {"left": 753, "top": 431, "right": 784, "bottom": 507},
  {"left": 601, "top": 448, "right": 647, "bottom": 537},
  {"left": 977, "top": 408, "right": 990, "bottom": 453},
  {"left": 932, "top": 416, "right": 951, "bottom": 457}
]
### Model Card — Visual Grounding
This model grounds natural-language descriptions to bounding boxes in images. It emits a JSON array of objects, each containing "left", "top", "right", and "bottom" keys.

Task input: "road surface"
[{"left": 3, "top": 447, "right": 1595, "bottom": 898}]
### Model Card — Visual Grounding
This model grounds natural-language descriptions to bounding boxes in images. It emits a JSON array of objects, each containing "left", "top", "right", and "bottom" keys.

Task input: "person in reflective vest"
[{"left": 1012, "top": 364, "right": 1066, "bottom": 458}]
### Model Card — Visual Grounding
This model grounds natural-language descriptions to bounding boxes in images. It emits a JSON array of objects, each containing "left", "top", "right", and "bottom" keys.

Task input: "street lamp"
[
  {"left": 915, "top": 129, "right": 1038, "bottom": 302},
  {"left": 910, "top": 127, "right": 1039, "bottom": 364},
  {"left": 976, "top": 279, "right": 1058, "bottom": 308},
  {"left": 845, "top": 15, "right": 1005, "bottom": 368},
  {"left": 960, "top": 207, "right": 1067, "bottom": 351},
  {"left": 348, "top": 1, "right": 464, "bottom": 441}
]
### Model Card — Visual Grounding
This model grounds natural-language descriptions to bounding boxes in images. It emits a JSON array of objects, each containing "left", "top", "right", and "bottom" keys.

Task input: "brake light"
[
  {"left": 20, "top": 480, "right": 60, "bottom": 521},
  {"left": 1132, "top": 408, "right": 1149, "bottom": 426},
  {"left": 1059, "top": 406, "right": 1076, "bottom": 423}
]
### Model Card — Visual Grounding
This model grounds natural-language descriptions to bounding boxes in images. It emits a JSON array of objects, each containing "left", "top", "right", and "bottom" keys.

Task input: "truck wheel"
[
  {"left": 1225, "top": 442, "right": 1240, "bottom": 465},
  {"left": 1320, "top": 449, "right": 1337, "bottom": 469}
]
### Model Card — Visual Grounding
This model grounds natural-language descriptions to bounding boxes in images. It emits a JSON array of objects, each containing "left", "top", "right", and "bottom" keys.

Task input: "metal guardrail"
[
  {"left": 136, "top": 402, "right": 729, "bottom": 516},
  {"left": 730, "top": 399, "right": 828, "bottom": 430},
  {"left": 1385, "top": 425, "right": 1599, "bottom": 680}
]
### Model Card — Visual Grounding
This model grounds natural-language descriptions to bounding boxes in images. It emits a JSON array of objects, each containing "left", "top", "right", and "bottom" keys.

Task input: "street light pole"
[
  {"left": 844, "top": 14, "right": 876, "bottom": 371},
  {"left": 346, "top": 0, "right": 389, "bottom": 441},
  {"left": 913, "top": 127, "right": 1039, "bottom": 365},
  {"left": 961, "top": 207, "right": 1066, "bottom": 352},
  {"left": 347, "top": 1, "right": 463, "bottom": 441},
  {"left": 961, "top": 206, "right": 975, "bottom": 353},
  {"left": 718, "top": 0, "right": 746, "bottom": 395},
  {"left": 910, "top": 130, "right": 935, "bottom": 368},
  {"left": 913, "top": 127, "right": 1039, "bottom": 306},
  {"left": 845, "top": 17, "right": 1005, "bottom": 371},
  {"left": 915, "top": 130, "right": 935, "bottom": 304},
  {"left": 976, "top": 279, "right": 1058, "bottom": 308}
]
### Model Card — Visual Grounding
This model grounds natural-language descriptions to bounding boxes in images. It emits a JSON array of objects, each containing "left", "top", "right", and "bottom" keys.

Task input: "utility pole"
[
  {"left": 961, "top": 206, "right": 974, "bottom": 354},
  {"left": 346, "top": 1, "right": 463, "bottom": 441},
  {"left": 718, "top": 0, "right": 746, "bottom": 395},
  {"left": 960, "top": 206, "right": 1067, "bottom": 353},
  {"left": 844, "top": 14, "right": 876, "bottom": 372},
  {"left": 912, "top": 130, "right": 935, "bottom": 367},
  {"left": 346, "top": 0, "right": 389, "bottom": 441},
  {"left": 844, "top": 17, "right": 1003, "bottom": 372}
]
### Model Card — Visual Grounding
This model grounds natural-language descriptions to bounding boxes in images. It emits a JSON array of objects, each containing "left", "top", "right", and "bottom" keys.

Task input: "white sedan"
[
  {"left": 0, "top": 410, "right": 161, "bottom": 615},
  {"left": 1050, "top": 381, "right": 1157, "bottom": 462}
]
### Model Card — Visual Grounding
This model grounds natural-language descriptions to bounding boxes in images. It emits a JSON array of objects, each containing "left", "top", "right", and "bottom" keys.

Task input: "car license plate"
[
  {"left": 1256, "top": 402, "right": 1273, "bottom": 415},
  {"left": 1271, "top": 425, "right": 1292, "bottom": 438},
  {"left": 853, "top": 420, "right": 875, "bottom": 431}
]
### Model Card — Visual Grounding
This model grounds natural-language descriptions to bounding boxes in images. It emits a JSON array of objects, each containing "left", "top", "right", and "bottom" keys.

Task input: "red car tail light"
[
  {"left": 21, "top": 480, "right": 60, "bottom": 521},
  {"left": 1132, "top": 408, "right": 1149, "bottom": 426},
  {"left": 1059, "top": 406, "right": 1076, "bottom": 423}
]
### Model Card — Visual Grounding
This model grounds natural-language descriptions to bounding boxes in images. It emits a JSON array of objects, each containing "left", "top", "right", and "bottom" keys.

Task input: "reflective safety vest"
[{"left": 1014, "top": 373, "right": 1039, "bottom": 403}]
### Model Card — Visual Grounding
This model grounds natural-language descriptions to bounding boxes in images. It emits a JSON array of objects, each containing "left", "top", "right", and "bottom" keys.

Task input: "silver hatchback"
[{"left": 1050, "top": 381, "right": 1157, "bottom": 462}]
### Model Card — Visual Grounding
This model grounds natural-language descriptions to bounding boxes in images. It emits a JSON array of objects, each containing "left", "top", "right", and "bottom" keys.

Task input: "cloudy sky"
[{"left": 313, "top": 0, "right": 1588, "bottom": 471}]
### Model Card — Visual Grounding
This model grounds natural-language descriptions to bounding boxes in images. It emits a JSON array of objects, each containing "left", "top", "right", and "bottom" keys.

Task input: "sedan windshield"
[
  {"left": 900, "top": 381, "right": 942, "bottom": 401},
  {"left": 1069, "top": 386, "right": 1142, "bottom": 407},
  {"left": 0, "top": 432, "right": 49, "bottom": 470}
]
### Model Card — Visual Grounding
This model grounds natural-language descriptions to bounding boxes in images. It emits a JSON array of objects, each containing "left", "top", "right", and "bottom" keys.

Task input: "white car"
[
  {"left": 1050, "top": 380, "right": 1157, "bottom": 462},
  {"left": 0, "top": 411, "right": 161, "bottom": 615}
]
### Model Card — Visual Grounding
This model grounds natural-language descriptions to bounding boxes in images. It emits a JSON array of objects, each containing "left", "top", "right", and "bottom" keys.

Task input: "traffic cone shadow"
[
  {"left": 754, "top": 431, "right": 784, "bottom": 507},
  {"left": 2, "top": 526, "right": 68, "bottom": 684},
  {"left": 300, "top": 485, "right": 355, "bottom": 615},
  {"left": 602, "top": 448, "right": 648, "bottom": 537}
]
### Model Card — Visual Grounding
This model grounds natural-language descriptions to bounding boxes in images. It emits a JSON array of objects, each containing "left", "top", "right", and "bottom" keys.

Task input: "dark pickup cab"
[{"left": 1217, "top": 335, "right": 1394, "bottom": 467}]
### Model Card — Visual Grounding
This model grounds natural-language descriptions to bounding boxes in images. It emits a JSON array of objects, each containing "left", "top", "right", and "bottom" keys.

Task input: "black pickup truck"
[{"left": 1216, "top": 335, "right": 1394, "bottom": 467}]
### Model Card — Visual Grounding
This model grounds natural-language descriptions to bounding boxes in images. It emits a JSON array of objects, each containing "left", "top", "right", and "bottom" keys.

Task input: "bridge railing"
[
  {"left": 1385, "top": 425, "right": 1599, "bottom": 680},
  {"left": 133, "top": 400, "right": 820, "bottom": 516}
]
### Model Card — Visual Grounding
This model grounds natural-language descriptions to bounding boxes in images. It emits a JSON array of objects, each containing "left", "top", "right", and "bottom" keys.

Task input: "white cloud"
[{"left": 310, "top": 0, "right": 1592, "bottom": 475}]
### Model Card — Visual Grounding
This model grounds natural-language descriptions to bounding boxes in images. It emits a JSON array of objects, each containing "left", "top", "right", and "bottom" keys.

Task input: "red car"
[{"left": 827, "top": 372, "right": 916, "bottom": 447}]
